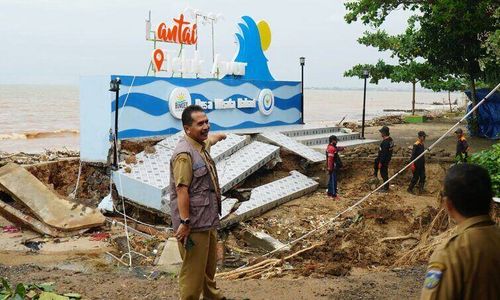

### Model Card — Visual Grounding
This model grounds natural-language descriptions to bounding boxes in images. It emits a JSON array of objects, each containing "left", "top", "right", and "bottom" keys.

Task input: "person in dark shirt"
[
  {"left": 408, "top": 131, "right": 427, "bottom": 194},
  {"left": 454, "top": 128, "right": 469, "bottom": 163},
  {"left": 374, "top": 126, "right": 394, "bottom": 192}
]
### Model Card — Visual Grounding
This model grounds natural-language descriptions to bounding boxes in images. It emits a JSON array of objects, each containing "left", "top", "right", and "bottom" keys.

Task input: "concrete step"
[
  {"left": 221, "top": 171, "right": 318, "bottom": 227},
  {"left": 280, "top": 125, "right": 341, "bottom": 138},
  {"left": 113, "top": 134, "right": 250, "bottom": 213},
  {"left": 217, "top": 141, "right": 280, "bottom": 194},
  {"left": 257, "top": 132, "right": 325, "bottom": 163},
  {"left": 294, "top": 132, "right": 361, "bottom": 147},
  {"left": 161, "top": 141, "right": 280, "bottom": 214}
]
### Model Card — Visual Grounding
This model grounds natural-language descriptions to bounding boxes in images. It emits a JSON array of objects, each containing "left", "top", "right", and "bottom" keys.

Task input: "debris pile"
[
  {"left": 0, "top": 149, "right": 79, "bottom": 166},
  {"left": 342, "top": 115, "right": 406, "bottom": 131},
  {"left": 341, "top": 144, "right": 453, "bottom": 160},
  {"left": 0, "top": 163, "right": 105, "bottom": 237}
]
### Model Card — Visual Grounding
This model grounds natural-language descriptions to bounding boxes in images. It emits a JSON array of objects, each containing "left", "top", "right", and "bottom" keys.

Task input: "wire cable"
[{"left": 233, "top": 82, "right": 500, "bottom": 270}]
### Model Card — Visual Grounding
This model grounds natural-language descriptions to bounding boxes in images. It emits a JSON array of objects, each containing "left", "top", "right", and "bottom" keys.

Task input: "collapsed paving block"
[
  {"left": 257, "top": 132, "right": 325, "bottom": 163},
  {"left": 113, "top": 134, "right": 250, "bottom": 213},
  {"left": 221, "top": 198, "right": 238, "bottom": 220},
  {"left": 217, "top": 141, "right": 280, "bottom": 194},
  {"left": 0, "top": 199, "right": 87, "bottom": 237},
  {"left": 222, "top": 171, "right": 318, "bottom": 227},
  {"left": 155, "top": 237, "right": 183, "bottom": 274},
  {"left": 0, "top": 163, "right": 105, "bottom": 231},
  {"left": 242, "top": 230, "right": 290, "bottom": 252}
]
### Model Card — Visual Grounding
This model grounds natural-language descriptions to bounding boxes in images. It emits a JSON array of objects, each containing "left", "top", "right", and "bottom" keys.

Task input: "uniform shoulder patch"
[{"left": 424, "top": 268, "right": 443, "bottom": 289}]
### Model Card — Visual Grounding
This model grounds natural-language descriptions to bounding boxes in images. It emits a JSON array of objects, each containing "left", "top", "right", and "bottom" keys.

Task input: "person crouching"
[{"left": 326, "top": 135, "right": 344, "bottom": 199}]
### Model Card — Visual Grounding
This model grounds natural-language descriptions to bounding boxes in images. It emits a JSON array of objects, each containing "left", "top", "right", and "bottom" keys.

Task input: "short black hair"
[
  {"left": 329, "top": 135, "right": 338, "bottom": 144},
  {"left": 443, "top": 164, "right": 492, "bottom": 217},
  {"left": 181, "top": 105, "right": 204, "bottom": 127}
]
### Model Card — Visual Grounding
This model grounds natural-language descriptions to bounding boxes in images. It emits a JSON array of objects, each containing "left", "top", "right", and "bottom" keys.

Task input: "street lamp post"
[
  {"left": 109, "top": 77, "right": 121, "bottom": 169},
  {"left": 361, "top": 70, "right": 369, "bottom": 139},
  {"left": 300, "top": 57, "right": 305, "bottom": 124}
]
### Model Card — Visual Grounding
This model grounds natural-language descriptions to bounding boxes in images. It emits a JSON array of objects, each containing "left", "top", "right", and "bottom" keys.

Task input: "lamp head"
[
  {"left": 362, "top": 69, "right": 369, "bottom": 78},
  {"left": 109, "top": 77, "right": 121, "bottom": 92},
  {"left": 300, "top": 57, "right": 305, "bottom": 66}
]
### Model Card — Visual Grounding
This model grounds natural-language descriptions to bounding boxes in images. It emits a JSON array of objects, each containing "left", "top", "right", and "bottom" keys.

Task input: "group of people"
[
  {"left": 325, "top": 125, "right": 471, "bottom": 198},
  {"left": 169, "top": 104, "right": 497, "bottom": 300}
]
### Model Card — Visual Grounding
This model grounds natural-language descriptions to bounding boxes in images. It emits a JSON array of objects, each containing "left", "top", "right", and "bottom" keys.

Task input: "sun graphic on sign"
[
  {"left": 257, "top": 20, "right": 271, "bottom": 51},
  {"left": 176, "top": 92, "right": 186, "bottom": 102}
]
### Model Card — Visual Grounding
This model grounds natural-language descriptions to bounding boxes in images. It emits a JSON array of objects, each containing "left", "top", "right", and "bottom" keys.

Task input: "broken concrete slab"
[
  {"left": 0, "top": 163, "right": 105, "bottom": 231},
  {"left": 257, "top": 132, "right": 325, "bottom": 163},
  {"left": 242, "top": 230, "right": 290, "bottom": 252},
  {"left": 222, "top": 171, "right": 319, "bottom": 227},
  {"left": 0, "top": 199, "right": 87, "bottom": 237},
  {"left": 221, "top": 198, "right": 238, "bottom": 220},
  {"left": 155, "top": 237, "right": 183, "bottom": 274}
]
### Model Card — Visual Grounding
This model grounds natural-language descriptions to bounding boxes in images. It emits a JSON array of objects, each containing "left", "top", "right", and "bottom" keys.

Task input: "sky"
[{"left": 0, "top": 0, "right": 414, "bottom": 89}]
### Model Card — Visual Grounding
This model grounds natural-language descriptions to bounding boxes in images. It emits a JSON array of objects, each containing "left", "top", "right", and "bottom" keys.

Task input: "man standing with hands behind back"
[{"left": 169, "top": 105, "right": 227, "bottom": 300}]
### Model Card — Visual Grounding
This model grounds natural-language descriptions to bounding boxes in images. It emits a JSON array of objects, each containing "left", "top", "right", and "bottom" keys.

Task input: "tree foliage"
[
  {"left": 470, "top": 143, "right": 500, "bottom": 197},
  {"left": 344, "top": 0, "right": 499, "bottom": 131}
]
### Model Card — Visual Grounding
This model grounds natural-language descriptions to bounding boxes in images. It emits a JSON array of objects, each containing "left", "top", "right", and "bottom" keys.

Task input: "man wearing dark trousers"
[
  {"left": 454, "top": 128, "right": 469, "bottom": 163},
  {"left": 408, "top": 131, "right": 427, "bottom": 194},
  {"left": 374, "top": 126, "right": 394, "bottom": 192}
]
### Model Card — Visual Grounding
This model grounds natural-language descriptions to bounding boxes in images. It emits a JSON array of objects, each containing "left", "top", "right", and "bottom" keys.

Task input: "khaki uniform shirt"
[
  {"left": 172, "top": 135, "right": 220, "bottom": 196},
  {"left": 420, "top": 215, "right": 500, "bottom": 300}
]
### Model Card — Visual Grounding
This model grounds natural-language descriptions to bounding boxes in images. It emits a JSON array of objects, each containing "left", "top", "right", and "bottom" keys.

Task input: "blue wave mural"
[
  {"left": 229, "top": 16, "right": 274, "bottom": 81},
  {"left": 112, "top": 93, "right": 169, "bottom": 116},
  {"left": 111, "top": 75, "right": 302, "bottom": 140},
  {"left": 114, "top": 76, "right": 297, "bottom": 89}
]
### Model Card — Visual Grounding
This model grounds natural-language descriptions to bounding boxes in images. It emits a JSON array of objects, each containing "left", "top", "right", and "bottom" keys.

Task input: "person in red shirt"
[{"left": 326, "top": 135, "right": 344, "bottom": 198}]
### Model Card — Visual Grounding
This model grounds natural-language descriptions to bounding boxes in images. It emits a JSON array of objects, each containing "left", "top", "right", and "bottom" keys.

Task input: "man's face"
[
  {"left": 455, "top": 132, "right": 461, "bottom": 139},
  {"left": 419, "top": 136, "right": 426, "bottom": 143},
  {"left": 185, "top": 111, "right": 210, "bottom": 143}
]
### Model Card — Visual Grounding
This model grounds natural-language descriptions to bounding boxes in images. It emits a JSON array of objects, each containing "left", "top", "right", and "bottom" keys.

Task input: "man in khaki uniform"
[
  {"left": 421, "top": 163, "right": 500, "bottom": 300},
  {"left": 170, "top": 105, "right": 227, "bottom": 300}
]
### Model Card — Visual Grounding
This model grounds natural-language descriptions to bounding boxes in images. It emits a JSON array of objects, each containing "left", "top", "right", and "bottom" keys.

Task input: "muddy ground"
[
  {"left": 1, "top": 117, "right": 497, "bottom": 299},
  {"left": 1, "top": 158, "right": 450, "bottom": 299}
]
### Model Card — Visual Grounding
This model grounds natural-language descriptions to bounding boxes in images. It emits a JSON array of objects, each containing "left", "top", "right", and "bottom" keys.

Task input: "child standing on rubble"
[{"left": 326, "top": 135, "right": 344, "bottom": 199}]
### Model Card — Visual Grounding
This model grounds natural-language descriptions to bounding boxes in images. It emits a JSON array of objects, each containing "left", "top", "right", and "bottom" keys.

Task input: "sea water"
[{"left": 0, "top": 85, "right": 463, "bottom": 153}]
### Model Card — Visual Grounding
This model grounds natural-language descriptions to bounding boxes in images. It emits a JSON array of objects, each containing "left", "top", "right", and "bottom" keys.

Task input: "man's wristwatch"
[{"left": 180, "top": 218, "right": 190, "bottom": 226}]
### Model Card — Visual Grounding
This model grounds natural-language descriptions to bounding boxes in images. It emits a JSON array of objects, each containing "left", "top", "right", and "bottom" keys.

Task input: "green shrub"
[{"left": 470, "top": 143, "right": 500, "bottom": 197}]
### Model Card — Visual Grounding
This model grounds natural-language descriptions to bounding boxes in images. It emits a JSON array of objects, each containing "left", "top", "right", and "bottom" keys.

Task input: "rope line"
[{"left": 233, "top": 82, "right": 500, "bottom": 270}]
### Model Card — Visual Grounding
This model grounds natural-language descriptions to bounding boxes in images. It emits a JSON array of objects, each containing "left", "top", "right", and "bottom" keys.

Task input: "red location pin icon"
[{"left": 152, "top": 49, "right": 164, "bottom": 72}]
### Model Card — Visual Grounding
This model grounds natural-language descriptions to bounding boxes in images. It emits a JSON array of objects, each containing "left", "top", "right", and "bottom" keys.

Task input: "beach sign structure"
[{"left": 80, "top": 9, "right": 303, "bottom": 162}]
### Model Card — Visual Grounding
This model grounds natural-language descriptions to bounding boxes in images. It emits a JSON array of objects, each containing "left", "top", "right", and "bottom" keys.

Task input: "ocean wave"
[{"left": 0, "top": 129, "right": 79, "bottom": 140}]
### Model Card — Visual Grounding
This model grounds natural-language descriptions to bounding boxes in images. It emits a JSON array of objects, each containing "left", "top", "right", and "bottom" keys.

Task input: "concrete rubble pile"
[
  {"left": 0, "top": 163, "right": 105, "bottom": 237},
  {"left": 0, "top": 149, "right": 79, "bottom": 166}
]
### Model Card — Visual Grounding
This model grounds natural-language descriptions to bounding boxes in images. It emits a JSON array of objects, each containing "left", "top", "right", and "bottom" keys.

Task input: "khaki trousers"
[{"left": 177, "top": 229, "right": 223, "bottom": 300}]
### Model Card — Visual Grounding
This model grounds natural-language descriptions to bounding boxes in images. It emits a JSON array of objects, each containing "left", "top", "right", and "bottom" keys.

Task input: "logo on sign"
[
  {"left": 257, "top": 89, "right": 274, "bottom": 116},
  {"left": 169, "top": 88, "right": 192, "bottom": 119}
]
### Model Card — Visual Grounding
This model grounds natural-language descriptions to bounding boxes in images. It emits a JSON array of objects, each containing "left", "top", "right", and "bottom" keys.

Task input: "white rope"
[
  {"left": 234, "top": 82, "right": 500, "bottom": 270},
  {"left": 70, "top": 76, "right": 136, "bottom": 200},
  {"left": 111, "top": 76, "right": 136, "bottom": 268},
  {"left": 112, "top": 205, "right": 173, "bottom": 231},
  {"left": 69, "top": 159, "right": 82, "bottom": 199}
]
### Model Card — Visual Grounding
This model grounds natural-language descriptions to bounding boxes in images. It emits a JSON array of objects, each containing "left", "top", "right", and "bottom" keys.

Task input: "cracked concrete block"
[
  {"left": 155, "top": 237, "right": 182, "bottom": 274},
  {"left": 242, "top": 230, "right": 290, "bottom": 252}
]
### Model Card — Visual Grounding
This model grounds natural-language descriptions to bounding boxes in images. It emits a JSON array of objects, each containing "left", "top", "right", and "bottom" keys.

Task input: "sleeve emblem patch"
[{"left": 424, "top": 269, "right": 443, "bottom": 289}]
